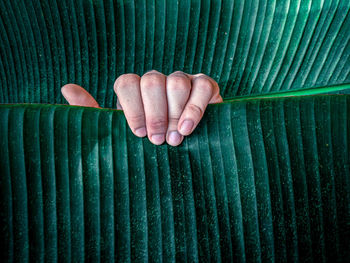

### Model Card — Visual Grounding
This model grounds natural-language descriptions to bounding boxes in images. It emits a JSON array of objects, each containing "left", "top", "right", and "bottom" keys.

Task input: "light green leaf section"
[
  {"left": 0, "top": 1, "right": 350, "bottom": 106},
  {"left": 0, "top": 94, "right": 349, "bottom": 262}
]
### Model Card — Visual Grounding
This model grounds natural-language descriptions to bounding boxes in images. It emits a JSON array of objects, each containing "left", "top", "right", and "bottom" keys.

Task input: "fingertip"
[
  {"left": 61, "top": 83, "right": 80, "bottom": 93},
  {"left": 166, "top": 130, "right": 183, "bottom": 146},
  {"left": 61, "top": 83, "right": 73, "bottom": 98},
  {"left": 150, "top": 134, "right": 165, "bottom": 145},
  {"left": 134, "top": 127, "right": 147, "bottom": 137},
  {"left": 61, "top": 83, "right": 83, "bottom": 99},
  {"left": 61, "top": 83, "right": 100, "bottom": 108},
  {"left": 178, "top": 119, "right": 194, "bottom": 136}
]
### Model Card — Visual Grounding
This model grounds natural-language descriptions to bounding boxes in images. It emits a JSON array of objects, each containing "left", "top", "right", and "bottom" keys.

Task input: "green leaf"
[
  {"left": 1, "top": 1, "right": 350, "bottom": 262},
  {"left": 1, "top": 1, "right": 350, "bottom": 106},
  {"left": 1, "top": 94, "right": 349, "bottom": 262}
]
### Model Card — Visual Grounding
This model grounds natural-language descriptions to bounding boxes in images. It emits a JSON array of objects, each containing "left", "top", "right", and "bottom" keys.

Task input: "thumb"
[{"left": 61, "top": 84, "right": 100, "bottom": 108}]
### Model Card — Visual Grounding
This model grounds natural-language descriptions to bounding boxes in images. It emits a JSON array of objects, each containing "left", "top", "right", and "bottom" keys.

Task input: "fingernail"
[
  {"left": 180, "top": 120, "right": 194, "bottom": 135},
  {"left": 151, "top": 134, "right": 165, "bottom": 145},
  {"left": 168, "top": 131, "right": 182, "bottom": 146},
  {"left": 135, "top": 127, "right": 147, "bottom": 137}
]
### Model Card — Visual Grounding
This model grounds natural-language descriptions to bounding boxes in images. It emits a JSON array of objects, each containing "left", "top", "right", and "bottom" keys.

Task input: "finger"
[
  {"left": 140, "top": 70, "right": 167, "bottom": 145},
  {"left": 61, "top": 84, "right": 100, "bottom": 108},
  {"left": 166, "top": 71, "right": 191, "bottom": 146},
  {"left": 191, "top": 73, "right": 223, "bottom": 104},
  {"left": 114, "top": 74, "right": 147, "bottom": 137},
  {"left": 178, "top": 75, "right": 220, "bottom": 136}
]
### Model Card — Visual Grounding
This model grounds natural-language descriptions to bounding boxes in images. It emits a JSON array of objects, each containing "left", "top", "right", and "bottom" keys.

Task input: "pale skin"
[{"left": 61, "top": 70, "right": 223, "bottom": 146}]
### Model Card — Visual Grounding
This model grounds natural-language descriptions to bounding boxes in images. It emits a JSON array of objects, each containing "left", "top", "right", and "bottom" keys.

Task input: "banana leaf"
[
  {"left": 0, "top": 0, "right": 350, "bottom": 107},
  {"left": 1, "top": 0, "right": 350, "bottom": 262},
  {"left": 1, "top": 90, "right": 350, "bottom": 262}
]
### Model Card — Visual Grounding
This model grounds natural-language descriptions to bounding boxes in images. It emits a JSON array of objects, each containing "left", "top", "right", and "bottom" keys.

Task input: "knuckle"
[
  {"left": 147, "top": 118, "right": 167, "bottom": 131},
  {"left": 171, "top": 71, "right": 187, "bottom": 76},
  {"left": 193, "top": 74, "right": 220, "bottom": 95},
  {"left": 141, "top": 73, "right": 164, "bottom": 88},
  {"left": 167, "top": 74, "right": 190, "bottom": 92},
  {"left": 145, "top": 70, "right": 160, "bottom": 74},
  {"left": 114, "top": 74, "right": 140, "bottom": 92},
  {"left": 194, "top": 76, "right": 214, "bottom": 94},
  {"left": 195, "top": 75, "right": 213, "bottom": 86},
  {"left": 168, "top": 116, "right": 180, "bottom": 125},
  {"left": 115, "top": 73, "right": 140, "bottom": 84},
  {"left": 168, "top": 116, "right": 180, "bottom": 122},
  {"left": 142, "top": 70, "right": 162, "bottom": 79},
  {"left": 127, "top": 114, "right": 145, "bottom": 124},
  {"left": 193, "top": 72, "right": 205, "bottom": 77},
  {"left": 187, "top": 103, "right": 203, "bottom": 118}
]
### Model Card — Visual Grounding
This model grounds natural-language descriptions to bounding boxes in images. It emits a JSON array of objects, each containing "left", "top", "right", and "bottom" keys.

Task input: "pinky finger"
[{"left": 177, "top": 77, "right": 213, "bottom": 136}]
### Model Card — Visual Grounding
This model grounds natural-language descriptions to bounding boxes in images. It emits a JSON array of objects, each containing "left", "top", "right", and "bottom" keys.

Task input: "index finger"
[{"left": 114, "top": 74, "right": 147, "bottom": 137}]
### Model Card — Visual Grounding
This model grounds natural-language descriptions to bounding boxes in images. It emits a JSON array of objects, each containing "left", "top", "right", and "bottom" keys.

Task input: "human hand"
[{"left": 61, "top": 70, "right": 223, "bottom": 146}]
